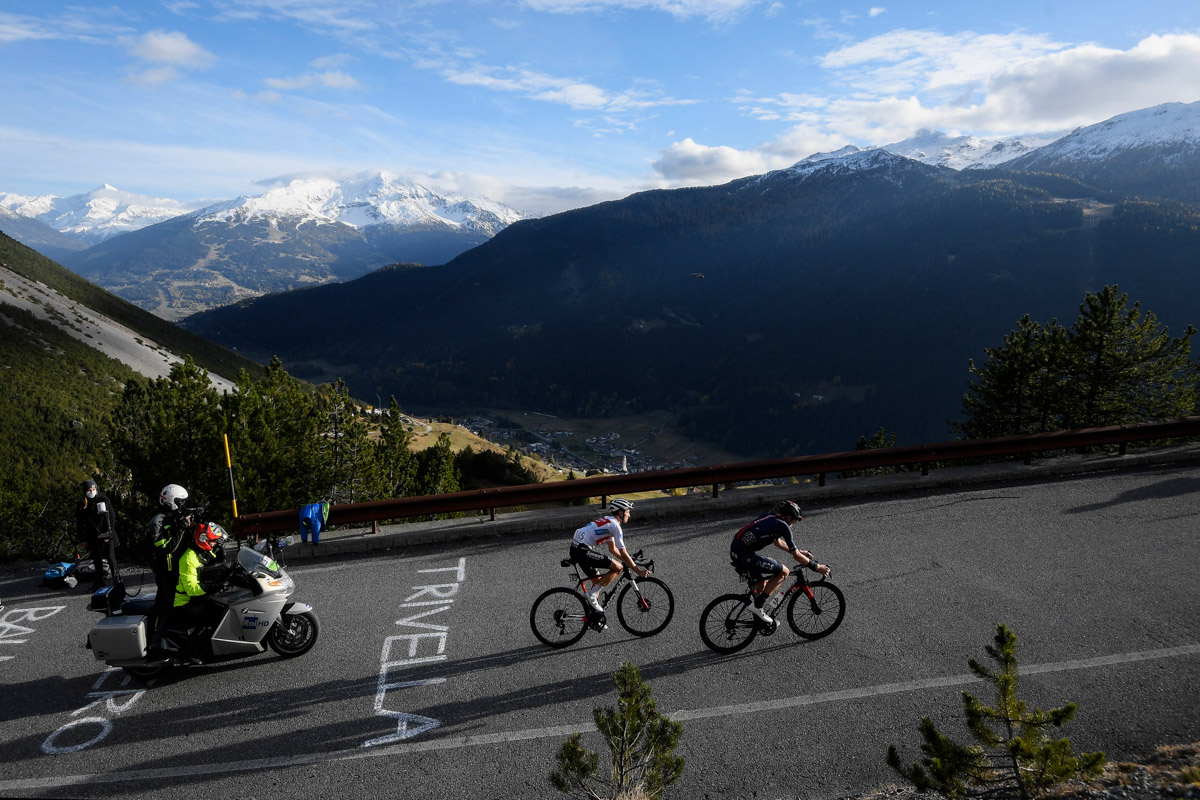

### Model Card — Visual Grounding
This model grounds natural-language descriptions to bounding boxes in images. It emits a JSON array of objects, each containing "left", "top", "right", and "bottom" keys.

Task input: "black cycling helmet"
[{"left": 775, "top": 500, "right": 802, "bottom": 521}]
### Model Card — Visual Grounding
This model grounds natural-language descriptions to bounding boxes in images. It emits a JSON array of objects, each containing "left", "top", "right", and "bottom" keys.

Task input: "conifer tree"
[
  {"left": 551, "top": 661, "right": 684, "bottom": 800},
  {"left": 955, "top": 315, "right": 1072, "bottom": 438},
  {"left": 888, "top": 624, "right": 1105, "bottom": 799},
  {"left": 222, "top": 357, "right": 324, "bottom": 513},
  {"left": 378, "top": 396, "right": 418, "bottom": 498},
  {"left": 315, "top": 378, "right": 380, "bottom": 505},
  {"left": 955, "top": 286, "right": 1196, "bottom": 438},
  {"left": 1065, "top": 286, "right": 1196, "bottom": 428}
]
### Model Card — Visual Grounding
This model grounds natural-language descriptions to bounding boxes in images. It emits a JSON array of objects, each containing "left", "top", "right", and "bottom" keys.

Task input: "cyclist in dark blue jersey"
[{"left": 730, "top": 500, "right": 830, "bottom": 624}]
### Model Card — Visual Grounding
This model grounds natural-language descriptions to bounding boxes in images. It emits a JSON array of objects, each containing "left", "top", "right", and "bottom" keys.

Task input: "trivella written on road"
[{"left": 365, "top": 558, "right": 468, "bottom": 747}]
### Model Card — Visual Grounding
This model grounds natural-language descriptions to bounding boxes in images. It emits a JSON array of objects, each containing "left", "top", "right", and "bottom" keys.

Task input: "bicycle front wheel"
[
  {"left": 787, "top": 580, "right": 846, "bottom": 640},
  {"left": 530, "top": 587, "right": 589, "bottom": 648},
  {"left": 699, "top": 594, "right": 758, "bottom": 654},
  {"left": 616, "top": 577, "right": 675, "bottom": 637}
]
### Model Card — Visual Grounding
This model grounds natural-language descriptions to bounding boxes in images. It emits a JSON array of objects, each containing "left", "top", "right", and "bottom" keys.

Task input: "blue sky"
[{"left": 2, "top": 1, "right": 1199, "bottom": 214}]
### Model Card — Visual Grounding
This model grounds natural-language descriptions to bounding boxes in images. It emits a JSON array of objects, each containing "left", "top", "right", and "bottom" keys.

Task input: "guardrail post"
[
  {"left": 818, "top": 472, "right": 826, "bottom": 487},
  {"left": 372, "top": 520, "right": 378, "bottom": 535},
  {"left": 1119, "top": 441, "right": 1127, "bottom": 456},
  {"left": 490, "top": 507, "right": 497, "bottom": 521},
  {"left": 712, "top": 483, "right": 719, "bottom": 498},
  {"left": 921, "top": 463, "right": 929, "bottom": 476}
]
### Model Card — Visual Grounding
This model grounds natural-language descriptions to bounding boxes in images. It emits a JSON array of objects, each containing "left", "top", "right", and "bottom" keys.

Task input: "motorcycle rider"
[
  {"left": 75, "top": 479, "right": 119, "bottom": 591},
  {"left": 162, "top": 521, "right": 228, "bottom": 658},
  {"left": 148, "top": 485, "right": 194, "bottom": 654}
]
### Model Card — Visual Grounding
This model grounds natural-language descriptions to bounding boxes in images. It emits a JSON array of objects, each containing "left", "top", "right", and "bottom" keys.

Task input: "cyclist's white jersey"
[{"left": 573, "top": 515, "right": 626, "bottom": 550}]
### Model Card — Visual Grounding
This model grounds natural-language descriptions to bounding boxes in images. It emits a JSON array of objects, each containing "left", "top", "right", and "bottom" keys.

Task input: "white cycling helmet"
[
  {"left": 159, "top": 484, "right": 189, "bottom": 511},
  {"left": 608, "top": 498, "right": 634, "bottom": 513}
]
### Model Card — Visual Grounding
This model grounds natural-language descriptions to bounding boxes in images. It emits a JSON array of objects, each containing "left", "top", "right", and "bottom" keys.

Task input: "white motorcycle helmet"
[{"left": 159, "top": 484, "right": 189, "bottom": 511}]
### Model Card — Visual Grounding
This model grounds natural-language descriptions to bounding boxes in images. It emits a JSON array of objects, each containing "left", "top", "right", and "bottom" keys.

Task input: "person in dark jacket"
[
  {"left": 75, "top": 479, "right": 119, "bottom": 591},
  {"left": 148, "top": 484, "right": 194, "bottom": 653}
]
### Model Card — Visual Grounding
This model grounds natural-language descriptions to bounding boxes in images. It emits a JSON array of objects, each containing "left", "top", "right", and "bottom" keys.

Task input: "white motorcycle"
[{"left": 86, "top": 543, "right": 318, "bottom": 678}]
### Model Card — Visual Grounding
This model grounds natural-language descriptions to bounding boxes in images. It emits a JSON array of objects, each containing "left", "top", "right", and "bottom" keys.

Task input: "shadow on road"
[{"left": 1063, "top": 477, "right": 1200, "bottom": 514}]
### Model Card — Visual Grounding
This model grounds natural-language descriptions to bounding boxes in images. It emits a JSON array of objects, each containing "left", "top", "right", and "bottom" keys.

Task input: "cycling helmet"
[
  {"left": 608, "top": 498, "right": 634, "bottom": 514},
  {"left": 775, "top": 500, "right": 803, "bottom": 521},
  {"left": 194, "top": 522, "right": 227, "bottom": 552},
  {"left": 159, "top": 484, "right": 188, "bottom": 511}
]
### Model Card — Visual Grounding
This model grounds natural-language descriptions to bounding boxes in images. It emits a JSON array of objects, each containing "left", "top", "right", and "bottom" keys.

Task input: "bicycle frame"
[
  {"left": 565, "top": 550, "right": 655, "bottom": 609},
  {"left": 748, "top": 569, "right": 819, "bottom": 617}
]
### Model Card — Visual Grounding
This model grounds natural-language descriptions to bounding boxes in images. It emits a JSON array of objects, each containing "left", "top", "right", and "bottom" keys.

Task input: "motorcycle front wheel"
[{"left": 268, "top": 610, "right": 320, "bottom": 657}]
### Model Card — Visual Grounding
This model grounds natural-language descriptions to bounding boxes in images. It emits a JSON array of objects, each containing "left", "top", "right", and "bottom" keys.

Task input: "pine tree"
[
  {"left": 316, "top": 378, "right": 379, "bottom": 505},
  {"left": 955, "top": 315, "right": 1072, "bottom": 438},
  {"left": 955, "top": 287, "right": 1196, "bottom": 438},
  {"left": 551, "top": 661, "right": 685, "bottom": 800},
  {"left": 888, "top": 624, "right": 1105, "bottom": 799},
  {"left": 1065, "top": 286, "right": 1196, "bottom": 428},
  {"left": 377, "top": 396, "right": 418, "bottom": 499}
]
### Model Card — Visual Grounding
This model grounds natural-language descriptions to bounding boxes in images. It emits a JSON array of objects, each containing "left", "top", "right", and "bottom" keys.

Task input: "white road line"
[{"left": 4, "top": 643, "right": 1197, "bottom": 792}]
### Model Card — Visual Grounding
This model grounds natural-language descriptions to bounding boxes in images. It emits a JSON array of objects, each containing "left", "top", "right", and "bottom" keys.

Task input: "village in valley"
[{"left": 459, "top": 412, "right": 711, "bottom": 477}]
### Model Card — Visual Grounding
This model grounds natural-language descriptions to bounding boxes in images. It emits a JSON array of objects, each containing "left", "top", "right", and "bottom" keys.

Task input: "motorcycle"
[{"left": 86, "top": 542, "right": 318, "bottom": 678}]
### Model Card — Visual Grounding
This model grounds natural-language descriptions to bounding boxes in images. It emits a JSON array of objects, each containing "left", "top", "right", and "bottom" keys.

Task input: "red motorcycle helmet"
[{"left": 194, "top": 522, "right": 228, "bottom": 551}]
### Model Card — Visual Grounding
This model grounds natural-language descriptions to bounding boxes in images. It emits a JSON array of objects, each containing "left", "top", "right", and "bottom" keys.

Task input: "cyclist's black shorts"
[
  {"left": 570, "top": 543, "right": 617, "bottom": 578},
  {"left": 730, "top": 547, "right": 784, "bottom": 581}
]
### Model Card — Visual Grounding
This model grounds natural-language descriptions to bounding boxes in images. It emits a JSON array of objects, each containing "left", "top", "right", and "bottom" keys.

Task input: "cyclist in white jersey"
[{"left": 570, "top": 498, "right": 650, "bottom": 613}]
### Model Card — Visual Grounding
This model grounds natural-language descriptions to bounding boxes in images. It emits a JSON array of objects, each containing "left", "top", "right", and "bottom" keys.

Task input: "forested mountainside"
[{"left": 186, "top": 155, "right": 1200, "bottom": 457}]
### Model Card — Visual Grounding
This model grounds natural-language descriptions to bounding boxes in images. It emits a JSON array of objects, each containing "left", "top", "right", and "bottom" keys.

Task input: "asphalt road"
[{"left": 2, "top": 461, "right": 1198, "bottom": 800}]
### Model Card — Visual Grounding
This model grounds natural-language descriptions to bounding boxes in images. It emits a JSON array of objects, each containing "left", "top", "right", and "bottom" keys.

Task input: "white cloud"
[
  {"left": 979, "top": 33, "right": 1200, "bottom": 130},
  {"left": 653, "top": 31, "right": 1200, "bottom": 188},
  {"left": 441, "top": 62, "right": 691, "bottom": 114},
  {"left": 266, "top": 70, "right": 363, "bottom": 91},
  {"left": 869, "top": 7, "right": 886, "bottom": 17},
  {"left": 766, "top": 30, "right": 1200, "bottom": 139},
  {"left": 126, "top": 29, "right": 214, "bottom": 67},
  {"left": 652, "top": 137, "right": 769, "bottom": 183},
  {"left": 520, "top": 0, "right": 761, "bottom": 23}
]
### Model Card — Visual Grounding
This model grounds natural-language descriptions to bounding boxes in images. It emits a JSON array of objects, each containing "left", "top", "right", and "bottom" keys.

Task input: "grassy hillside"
[{"left": 0, "top": 232, "right": 262, "bottom": 383}]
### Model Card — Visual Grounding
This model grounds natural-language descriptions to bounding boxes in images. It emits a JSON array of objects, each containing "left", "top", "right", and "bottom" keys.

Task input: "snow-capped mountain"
[
  {"left": 1000, "top": 101, "right": 1200, "bottom": 202},
  {"left": 59, "top": 173, "right": 533, "bottom": 319},
  {"left": 1006, "top": 101, "right": 1200, "bottom": 166},
  {"left": 0, "top": 185, "right": 200, "bottom": 245},
  {"left": 882, "top": 130, "right": 1054, "bottom": 170},
  {"left": 756, "top": 147, "right": 939, "bottom": 190},
  {"left": 196, "top": 172, "right": 527, "bottom": 236},
  {"left": 0, "top": 205, "right": 87, "bottom": 262}
]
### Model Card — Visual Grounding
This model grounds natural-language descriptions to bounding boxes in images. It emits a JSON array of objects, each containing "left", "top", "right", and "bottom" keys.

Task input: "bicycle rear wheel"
[
  {"left": 530, "top": 588, "right": 590, "bottom": 648},
  {"left": 616, "top": 577, "right": 674, "bottom": 637},
  {"left": 786, "top": 580, "right": 845, "bottom": 640},
  {"left": 699, "top": 593, "right": 758, "bottom": 654}
]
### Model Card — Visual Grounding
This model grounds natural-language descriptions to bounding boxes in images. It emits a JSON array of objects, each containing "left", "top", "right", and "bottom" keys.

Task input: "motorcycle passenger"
[
  {"left": 569, "top": 498, "right": 650, "bottom": 619},
  {"left": 148, "top": 484, "right": 194, "bottom": 653},
  {"left": 164, "top": 522, "right": 228, "bottom": 655},
  {"left": 729, "top": 500, "right": 830, "bottom": 625},
  {"left": 75, "top": 479, "right": 119, "bottom": 591}
]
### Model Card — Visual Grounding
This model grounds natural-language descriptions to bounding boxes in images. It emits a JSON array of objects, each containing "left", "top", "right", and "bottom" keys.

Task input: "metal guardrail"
[{"left": 233, "top": 416, "right": 1200, "bottom": 538}]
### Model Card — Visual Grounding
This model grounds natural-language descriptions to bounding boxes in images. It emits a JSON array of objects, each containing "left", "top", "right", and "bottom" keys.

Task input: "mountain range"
[
  {"left": 0, "top": 174, "right": 530, "bottom": 319},
  {"left": 1, "top": 105, "right": 1189, "bottom": 321},
  {"left": 182, "top": 102, "right": 1200, "bottom": 458}
]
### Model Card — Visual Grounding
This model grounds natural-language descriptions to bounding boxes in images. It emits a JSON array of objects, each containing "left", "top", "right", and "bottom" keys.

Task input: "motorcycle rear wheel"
[
  {"left": 123, "top": 663, "right": 166, "bottom": 679},
  {"left": 268, "top": 610, "right": 319, "bottom": 657}
]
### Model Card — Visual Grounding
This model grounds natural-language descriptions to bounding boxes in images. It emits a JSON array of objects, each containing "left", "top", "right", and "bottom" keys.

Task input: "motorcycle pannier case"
[{"left": 88, "top": 614, "right": 148, "bottom": 660}]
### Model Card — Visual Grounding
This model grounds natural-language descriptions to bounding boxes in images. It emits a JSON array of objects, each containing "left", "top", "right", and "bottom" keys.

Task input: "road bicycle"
[
  {"left": 530, "top": 550, "right": 675, "bottom": 648},
  {"left": 699, "top": 562, "right": 845, "bottom": 654}
]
